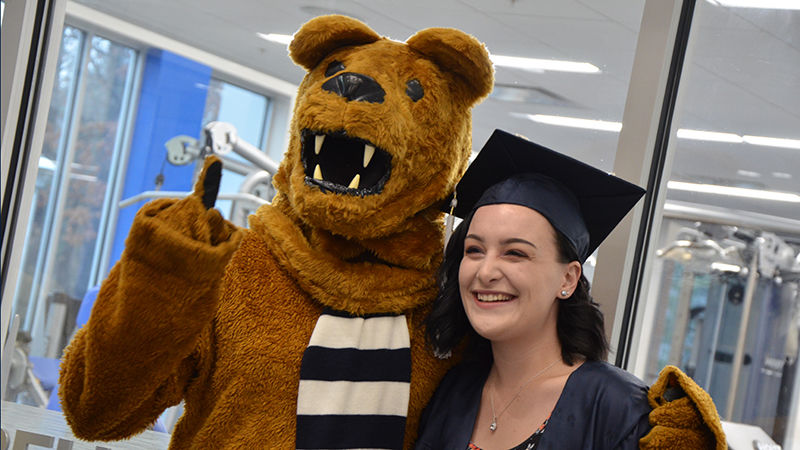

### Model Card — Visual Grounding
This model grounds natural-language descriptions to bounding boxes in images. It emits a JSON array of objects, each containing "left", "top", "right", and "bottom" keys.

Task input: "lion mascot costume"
[{"left": 59, "top": 14, "right": 493, "bottom": 450}]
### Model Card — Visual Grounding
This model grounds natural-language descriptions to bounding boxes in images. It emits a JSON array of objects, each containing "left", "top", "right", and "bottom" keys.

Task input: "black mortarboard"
[{"left": 445, "top": 129, "right": 646, "bottom": 262}]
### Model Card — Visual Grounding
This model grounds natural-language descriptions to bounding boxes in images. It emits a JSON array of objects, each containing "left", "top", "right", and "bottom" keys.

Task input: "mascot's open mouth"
[{"left": 301, "top": 129, "right": 392, "bottom": 196}]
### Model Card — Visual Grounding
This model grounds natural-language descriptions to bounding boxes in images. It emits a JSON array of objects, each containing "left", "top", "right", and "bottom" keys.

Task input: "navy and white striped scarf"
[{"left": 296, "top": 308, "right": 412, "bottom": 449}]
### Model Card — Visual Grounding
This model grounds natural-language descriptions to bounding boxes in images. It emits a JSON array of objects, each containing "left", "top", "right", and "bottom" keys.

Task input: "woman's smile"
[{"left": 473, "top": 290, "right": 516, "bottom": 304}]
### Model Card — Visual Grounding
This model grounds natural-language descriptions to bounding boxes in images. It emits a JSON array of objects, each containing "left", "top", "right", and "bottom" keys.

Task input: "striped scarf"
[{"left": 296, "top": 308, "right": 412, "bottom": 449}]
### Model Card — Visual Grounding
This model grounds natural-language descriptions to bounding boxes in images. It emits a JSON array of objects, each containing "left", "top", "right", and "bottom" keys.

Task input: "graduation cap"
[{"left": 445, "top": 129, "right": 646, "bottom": 262}]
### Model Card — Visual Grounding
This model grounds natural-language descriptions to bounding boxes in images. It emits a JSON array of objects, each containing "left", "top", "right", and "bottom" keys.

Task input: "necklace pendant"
[{"left": 489, "top": 420, "right": 497, "bottom": 432}]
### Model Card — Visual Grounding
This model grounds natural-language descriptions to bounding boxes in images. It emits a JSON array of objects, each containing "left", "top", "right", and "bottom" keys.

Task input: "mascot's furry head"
[{"left": 272, "top": 15, "right": 493, "bottom": 258}]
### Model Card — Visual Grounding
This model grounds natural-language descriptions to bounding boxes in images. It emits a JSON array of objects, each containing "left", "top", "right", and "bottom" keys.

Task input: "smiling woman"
[
  {"left": 418, "top": 130, "right": 651, "bottom": 449},
  {"left": 458, "top": 203, "right": 578, "bottom": 348}
]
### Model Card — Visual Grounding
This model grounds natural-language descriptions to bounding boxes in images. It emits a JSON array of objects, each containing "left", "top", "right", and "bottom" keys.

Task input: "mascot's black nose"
[{"left": 322, "top": 73, "right": 385, "bottom": 104}]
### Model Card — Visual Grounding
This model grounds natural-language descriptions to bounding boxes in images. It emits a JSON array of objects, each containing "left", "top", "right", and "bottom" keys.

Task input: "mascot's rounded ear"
[
  {"left": 407, "top": 28, "right": 494, "bottom": 106},
  {"left": 290, "top": 15, "right": 382, "bottom": 71}
]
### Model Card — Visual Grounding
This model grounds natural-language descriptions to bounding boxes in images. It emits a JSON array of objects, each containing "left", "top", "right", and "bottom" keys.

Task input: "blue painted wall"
[{"left": 108, "top": 49, "right": 211, "bottom": 271}]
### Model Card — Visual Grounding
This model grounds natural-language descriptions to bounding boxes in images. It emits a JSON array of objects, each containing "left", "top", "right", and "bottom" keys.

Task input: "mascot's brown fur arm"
[{"left": 59, "top": 157, "right": 243, "bottom": 440}]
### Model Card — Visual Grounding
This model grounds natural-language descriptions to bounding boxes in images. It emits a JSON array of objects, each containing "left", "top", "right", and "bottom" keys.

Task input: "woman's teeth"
[{"left": 476, "top": 293, "right": 513, "bottom": 302}]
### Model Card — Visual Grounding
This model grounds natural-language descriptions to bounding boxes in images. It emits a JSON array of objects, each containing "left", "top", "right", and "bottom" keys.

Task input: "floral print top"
[{"left": 468, "top": 418, "right": 548, "bottom": 450}]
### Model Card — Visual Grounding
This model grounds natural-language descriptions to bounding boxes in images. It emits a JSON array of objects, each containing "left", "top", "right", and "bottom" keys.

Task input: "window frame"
[{"left": 1, "top": 0, "right": 67, "bottom": 373}]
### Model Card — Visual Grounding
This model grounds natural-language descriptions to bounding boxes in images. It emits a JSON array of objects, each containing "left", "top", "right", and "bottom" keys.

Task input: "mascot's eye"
[
  {"left": 406, "top": 79, "right": 424, "bottom": 102},
  {"left": 325, "top": 60, "right": 346, "bottom": 77}
]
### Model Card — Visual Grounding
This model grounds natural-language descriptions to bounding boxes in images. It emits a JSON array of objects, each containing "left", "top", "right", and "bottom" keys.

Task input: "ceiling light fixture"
[
  {"left": 706, "top": 0, "right": 800, "bottom": 9},
  {"left": 511, "top": 120, "right": 797, "bottom": 150},
  {"left": 668, "top": 180, "right": 800, "bottom": 202},
  {"left": 257, "top": 33, "right": 293, "bottom": 45},
  {"left": 736, "top": 170, "right": 761, "bottom": 178},
  {"left": 491, "top": 55, "right": 600, "bottom": 73},
  {"left": 677, "top": 128, "right": 743, "bottom": 143},
  {"left": 676, "top": 129, "right": 800, "bottom": 149},
  {"left": 742, "top": 135, "right": 800, "bottom": 149},
  {"left": 520, "top": 113, "right": 622, "bottom": 132},
  {"left": 772, "top": 172, "right": 793, "bottom": 179}
]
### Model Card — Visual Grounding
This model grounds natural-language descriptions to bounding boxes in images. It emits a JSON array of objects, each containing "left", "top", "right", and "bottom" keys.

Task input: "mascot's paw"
[
  {"left": 639, "top": 365, "right": 726, "bottom": 450},
  {"left": 138, "top": 155, "right": 239, "bottom": 246}
]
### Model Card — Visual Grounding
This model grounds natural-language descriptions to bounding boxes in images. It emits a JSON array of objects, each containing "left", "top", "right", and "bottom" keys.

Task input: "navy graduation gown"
[{"left": 415, "top": 359, "right": 651, "bottom": 450}]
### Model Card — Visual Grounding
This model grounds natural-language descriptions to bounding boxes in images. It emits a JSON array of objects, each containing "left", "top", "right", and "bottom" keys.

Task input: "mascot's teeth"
[
  {"left": 348, "top": 174, "right": 360, "bottom": 189},
  {"left": 313, "top": 164, "right": 323, "bottom": 180},
  {"left": 315, "top": 135, "right": 325, "bottom": 155},
  {"left": 363, "top": 144, "right": 375, "bottom": 167}
]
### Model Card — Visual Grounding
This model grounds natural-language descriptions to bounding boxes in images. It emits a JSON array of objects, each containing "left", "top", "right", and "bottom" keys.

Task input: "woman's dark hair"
[{"left": 425, "top": 209, "right": 609, "bottom": 365}]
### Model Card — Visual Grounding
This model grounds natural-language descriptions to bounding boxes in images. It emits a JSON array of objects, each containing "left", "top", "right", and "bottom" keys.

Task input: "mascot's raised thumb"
[{"left": 196, "top": 156, "right": 222, "bottom": 210}]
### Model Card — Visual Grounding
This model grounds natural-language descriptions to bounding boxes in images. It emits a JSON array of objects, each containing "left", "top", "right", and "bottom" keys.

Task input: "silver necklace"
[{"left": 489, "top": 358, "right": 560, "bottom": 432}]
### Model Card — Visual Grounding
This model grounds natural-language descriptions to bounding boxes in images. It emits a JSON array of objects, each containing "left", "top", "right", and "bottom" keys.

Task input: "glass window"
[
  {"left": 7, "top": 26, "right": 138, "bottom": 404},
  {"left": 47, "top": 34, "right": 136, "bottom": 312},
  {"left": 11, "top": 26, "right": 83, "bottom": 339},
  {"left": 636, "top": 2, "right": 800, "bottom": 447},
  {"left": 201, "top": 78, "right": 272, "bottom": 220}
]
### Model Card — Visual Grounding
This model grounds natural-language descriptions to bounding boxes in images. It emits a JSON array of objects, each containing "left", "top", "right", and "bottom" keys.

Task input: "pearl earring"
[{"left": 561, "top": 290, "right": 569, "bottom": 297}]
